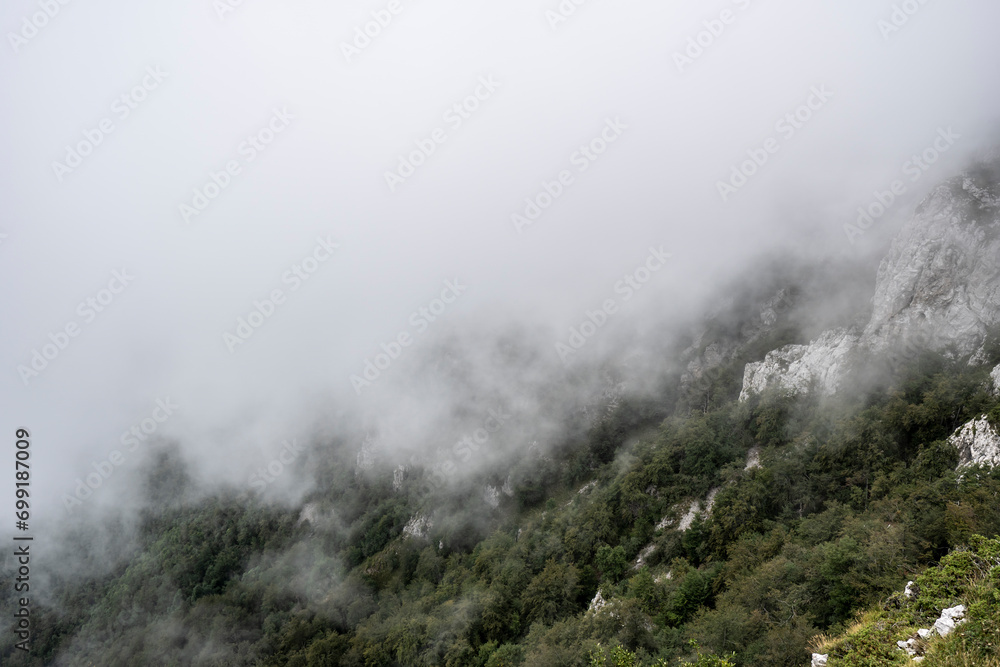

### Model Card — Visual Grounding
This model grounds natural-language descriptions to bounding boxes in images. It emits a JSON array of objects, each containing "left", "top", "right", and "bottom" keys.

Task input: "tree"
[
  {"left": 596, "top": 545, "right": 628, "bottom": 583},
  {"left": 523, "top": 559, "right": 582, "bottom": 626}
]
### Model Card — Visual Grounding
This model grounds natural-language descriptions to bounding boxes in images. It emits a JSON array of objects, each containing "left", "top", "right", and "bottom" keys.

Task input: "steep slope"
[
  {"left": 5, "top": 163, "right": 1000, "bottom": 667},
  {"left": 949, "top": 415, "right": 1000, "bottom": 470},
  {"left": 865, "top": 167, "right": 1000, "bottom": 362},
  {"left": 742, "top": 160, "right": 1000, "bottom": 401},
  {"left": 809, "top": 536, "right": 1000, "bottom": 666}
]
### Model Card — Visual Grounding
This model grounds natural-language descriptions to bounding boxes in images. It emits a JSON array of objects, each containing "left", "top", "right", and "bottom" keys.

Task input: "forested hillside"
[
  {"left": 5, "top": 1, "right": 1000, "bottom": 665},
  {"left": 4, "top": 335, "right": 1000, "bottom": 666},
  {"left": 6, "top": 162, "right": 1000, "bottom": 666}
]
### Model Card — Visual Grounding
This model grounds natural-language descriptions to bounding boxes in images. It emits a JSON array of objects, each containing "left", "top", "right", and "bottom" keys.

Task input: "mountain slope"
[
  {"left": 4, "top": 162, "right": 1000, "bottom": 667},
  {"left": 742, "top": 158, "right": 1000, "bottom": 402}
]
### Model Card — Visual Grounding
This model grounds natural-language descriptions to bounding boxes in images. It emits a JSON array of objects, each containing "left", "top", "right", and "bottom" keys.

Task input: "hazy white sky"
[{"left": 3, "top": 0, "right": 1000, "bottom": 521}]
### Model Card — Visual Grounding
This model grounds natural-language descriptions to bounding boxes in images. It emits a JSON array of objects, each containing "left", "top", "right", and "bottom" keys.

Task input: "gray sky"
[{"left": 2, "top": 0, "right": 1000, "bottom": 522}]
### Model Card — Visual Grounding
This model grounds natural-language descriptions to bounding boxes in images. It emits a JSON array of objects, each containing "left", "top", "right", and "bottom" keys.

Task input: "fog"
[{"left": 2, "top": 0, "right": 1000, "bottom": 528}]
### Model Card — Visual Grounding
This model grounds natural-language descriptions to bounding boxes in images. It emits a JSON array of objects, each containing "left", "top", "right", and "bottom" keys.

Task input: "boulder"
[{"left": 932, "top": 604, "right": 966, "bottom": 637}]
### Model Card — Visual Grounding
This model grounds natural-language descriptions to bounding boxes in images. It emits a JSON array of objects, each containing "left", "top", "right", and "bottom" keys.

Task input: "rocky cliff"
[
  {"left": 949, "top": 415, "right": 1000, "bottom": 470},
  {"left": 741, "top": 160, "right": 1000, "bottom": 402}
]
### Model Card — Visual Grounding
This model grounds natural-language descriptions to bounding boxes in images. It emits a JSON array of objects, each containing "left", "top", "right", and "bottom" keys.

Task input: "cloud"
[{"left": 1, "top": 0, "right": 999, "bottom": 524}]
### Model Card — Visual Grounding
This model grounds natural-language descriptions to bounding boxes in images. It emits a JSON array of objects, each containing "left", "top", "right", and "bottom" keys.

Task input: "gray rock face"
[
  {"left": 682, "top": 288, "right": 793, "bottom": 391},
  {"left": 587, "top": 590, "right": 607, "bottom": 614},
  {"left": 949, "top": 416, "right": 1000, "bottom": 469},
  {"left": 741, "top": 164, "right": 1000, "bottom": 401},
  {"left": 992, "top": 364, "right": 1000, "bottom": 394},
  {"left": 656, "top": 487, "right": 721, "bottom": 533},
  {"left": 402, "top": 513, "right": 433, "bottom": 539},
  {"left": 739, "top": 329, "right": 858, "bottom": 401},
  {"left": 864, "top": 178, "right": 1000, "bottom": 362}
]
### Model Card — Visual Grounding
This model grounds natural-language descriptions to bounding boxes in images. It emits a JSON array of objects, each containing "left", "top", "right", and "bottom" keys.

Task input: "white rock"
[
  {"left": 588, "top": 590, "right": 608, "bottom": 614},
  {"left": 739, "top": 329, "right": 859, "bottom": 401},
  {"left": 668, "top": 487, "right": 723, "bottom": 532},
  {"left": 917, "top": 628, "right": 932, "bottom": 639},
  {"left": 932, "top": 604, "right": 966, "bottom": 637},
  {"left": 392, "top": 465, "right": 406, "bottom": 491},
  {"left": 655, "top": 515, "right": 674, "bottom": 531},
  {"left": 744, "top": 446, "right": 762, "bottom": 471},
  {"left": 402, "top": 513, "right": 433, "bottom": 540},
  {"left": 933, "top": 616, "right": 957, "bottom": 637},
  {"left": 991, "top": 364, "right": 1000, "bottom": 395},
  {"left": 633, "top": 544, "right": 655, "bottom": 570},
  {"left": 963, "top": 176, "right": 1000, "bottom": 207},
  {"left": 704, "top": 487, "right": 721, "bottom": 514},
  {"left": 298, "top": 502, "right": 321, "bottom": 526},
  {"left": 904, "top": 580, "right": 918, "bottom": 598},
  {"left": 677, "top": 500, "right": 701, "bottom": 532},
  {"left": 949, "top": 417, "right": 1000, "bottom": 469},
  {"left": 811, "top": 654, "right": 828, "bottom": 667},
  {"left": 502, "top": 474, "right": 515, "bottom": 497},
  {"left": 895, "top": 637, "right": 919, "bottom": 656}
]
